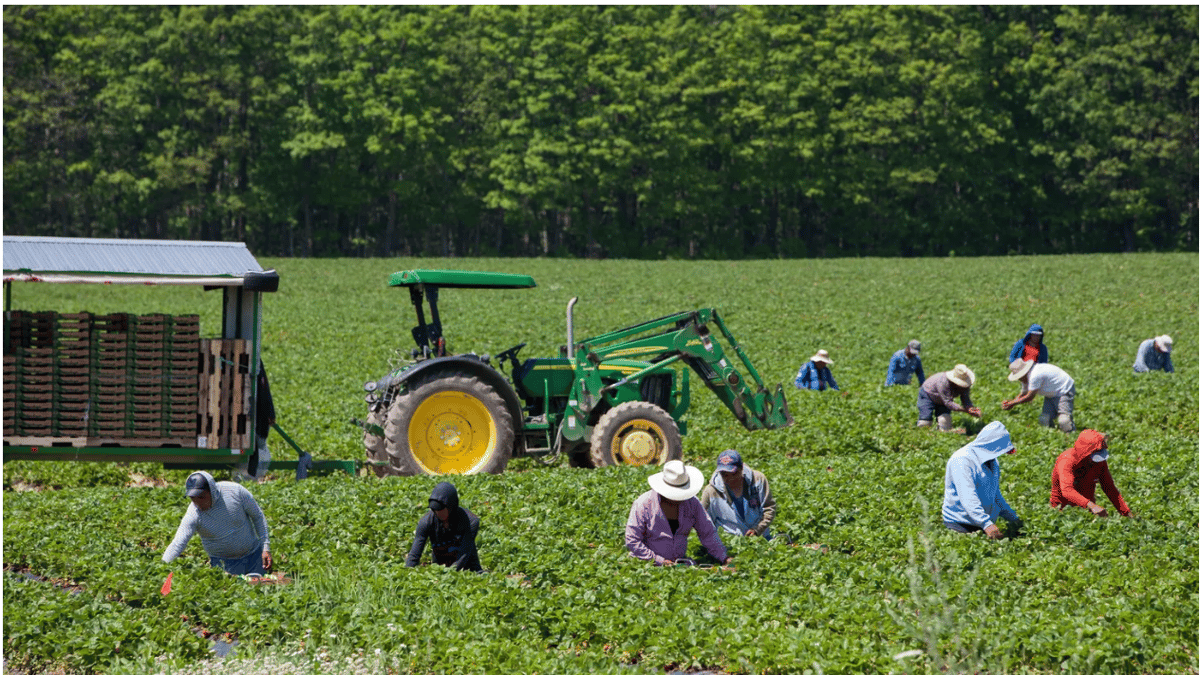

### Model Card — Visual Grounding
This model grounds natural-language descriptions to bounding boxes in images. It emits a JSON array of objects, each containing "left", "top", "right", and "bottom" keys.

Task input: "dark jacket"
[
  {"left": 405, "top": 482, "right": 482, "bottom": 571},
  {"left": 256, "top": 364, "right": 275, "bottom": 442},
  {"left": 1008, "top": 324, "right": 1049, "bottom": 364}
]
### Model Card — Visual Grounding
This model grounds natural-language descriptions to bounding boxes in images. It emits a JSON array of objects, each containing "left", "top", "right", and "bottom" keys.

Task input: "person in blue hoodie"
[
  {"left": 700, "top": 449, "right": 776, "bottom": 539},
  {"left": 1008, "top": 324, "right": 1049, "bottom": 365},
  {"left": 941, "top": 421, "right": 1023, "bottom": 539},
  {"left": 405, "top": 482, "right": 482, "bottom": 572}
]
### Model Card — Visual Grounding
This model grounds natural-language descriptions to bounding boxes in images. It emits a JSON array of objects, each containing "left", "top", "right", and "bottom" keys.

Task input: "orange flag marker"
[{"left": 160, "top": 572, "right": 173, "bottom": 596}]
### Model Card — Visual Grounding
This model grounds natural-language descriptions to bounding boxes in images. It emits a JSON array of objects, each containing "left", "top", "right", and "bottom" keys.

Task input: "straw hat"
[
  {"left": 1007, "top": 359, "right": 1035, "bottom": 382},
  {"left": 810, "top": 349, "right": 834, "bottom": 365},
  {"left": 647, "top": 460, "right": 704, "bottom": 501},
  {"left": 947, "top": 364, "right": 976, "bottom": 388}
]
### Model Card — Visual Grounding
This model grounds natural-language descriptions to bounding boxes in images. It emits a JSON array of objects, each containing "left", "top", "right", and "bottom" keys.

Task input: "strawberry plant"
[{"left": 3, "top": 253, "right": 1196, "bottom": 673}]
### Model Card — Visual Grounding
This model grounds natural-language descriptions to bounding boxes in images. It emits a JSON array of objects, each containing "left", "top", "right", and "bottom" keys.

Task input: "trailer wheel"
[
  {"left": 363, "top": 407, "right": 401, "bottom": 477},
  {"left": 589, "top": 401, "right": 681, "bottom": 468},
  {"left": 385, "top": 372, "right": 514, "bottom": 475}
]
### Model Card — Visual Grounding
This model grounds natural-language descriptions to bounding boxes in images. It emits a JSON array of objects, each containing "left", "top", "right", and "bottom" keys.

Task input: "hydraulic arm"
[{"left": 561, "top": 306, "right": 793, "bottom": 440}]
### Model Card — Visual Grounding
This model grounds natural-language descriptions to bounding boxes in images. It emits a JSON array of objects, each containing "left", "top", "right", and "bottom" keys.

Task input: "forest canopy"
[{"left": 4, "top": 5, "right": 1196, "bottom": 258}]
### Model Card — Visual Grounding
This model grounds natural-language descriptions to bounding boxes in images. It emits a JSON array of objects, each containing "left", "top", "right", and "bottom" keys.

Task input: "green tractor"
[{"left": 361, "top": 269, "right": 792, "bottom": 476}]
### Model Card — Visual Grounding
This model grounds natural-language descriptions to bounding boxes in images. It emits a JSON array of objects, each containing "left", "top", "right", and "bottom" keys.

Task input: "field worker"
[
  {"left": 794, "top": 349, "right": 838, "bottom": 391},
  {"left": 405, "top": 482, "right": 482, "bottom": 572},
  {"left": 942, "top": 421, "right": 1023, "bottom": 539},
  {"left": 162, "top": 471, "right": 272, "bottom": 575},
  {"left": 885, "top": 339, "right": 926, "bottom": 386},
  {"left": 917, "top": 364, "right": 981, "bottom": 432},
  {"left": 1008, "top": 324, "right": 1049, "bottom": 365},
  {"left": 1002, "top": 359, "right": 1076, "bottom": 432},
  {"left": 700, "top": 449, "right": 776, "bottom": 539},
  {"left": 626, "top": 460, "right": 730, "bottom": 566},
  {"left": 237, "top": 362, "right": 275, "bottom": 482},
  {"left": 1133, "top": 335, "right": 1174, "bottom": 373},
  {"left": 1051, "top": 430, "right": 1132, "bottom": 518}
]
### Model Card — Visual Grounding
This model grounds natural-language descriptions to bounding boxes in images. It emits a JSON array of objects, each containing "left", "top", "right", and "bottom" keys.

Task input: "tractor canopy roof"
[{"left": 388, "top": 269, "right": 536, "bottom": 289}]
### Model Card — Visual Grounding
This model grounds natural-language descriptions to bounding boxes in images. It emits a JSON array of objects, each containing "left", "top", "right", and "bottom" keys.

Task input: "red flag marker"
[{"left": 160, "top": 572, "right": 173, "bottom": 596}]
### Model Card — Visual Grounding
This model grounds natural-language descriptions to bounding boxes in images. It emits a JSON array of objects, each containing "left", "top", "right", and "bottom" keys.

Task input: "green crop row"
[{"left": 3, "top": 253, "right": 1197, "bottom": 673}]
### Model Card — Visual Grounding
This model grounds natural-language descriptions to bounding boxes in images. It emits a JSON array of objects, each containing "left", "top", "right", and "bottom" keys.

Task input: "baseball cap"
[
  {"left": 907, "top": 340, "right": 921, "bottom": 353},
  {"left": 429, "top": 498, "right": 446, "bottom": 511},
  {"left": 1091, "top": 449, "right": 1109, "bottom": 463},
  {"left": 716, "top": 449, "right": 743, "bottom": 473},
  {"left": 185, "top": 473, "right": 208, "bottom": 497}
]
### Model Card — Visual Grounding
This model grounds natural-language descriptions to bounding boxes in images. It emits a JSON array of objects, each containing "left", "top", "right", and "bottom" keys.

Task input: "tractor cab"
[{"left": 388, "top": 269, "right": 536, "bottom": 360}]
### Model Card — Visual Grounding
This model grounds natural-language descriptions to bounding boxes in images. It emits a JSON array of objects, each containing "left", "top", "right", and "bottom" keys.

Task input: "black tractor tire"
[
  {"left": 363, "top": 407, "right": 402, "bottom": 477},
  {"left": 384, "top": 371, "right": 514, "bottom": 476},
  {"left": 589, "top": 401, "right": 682, "bottom": 468}
]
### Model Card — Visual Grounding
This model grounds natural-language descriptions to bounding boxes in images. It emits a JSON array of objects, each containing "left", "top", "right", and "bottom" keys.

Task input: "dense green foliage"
[
  {"left": 4, "top": 6, "right": 1196, "bottom": 258},
  {"left": 4, "top": 254, "right": 1197, "bottom": 673}
]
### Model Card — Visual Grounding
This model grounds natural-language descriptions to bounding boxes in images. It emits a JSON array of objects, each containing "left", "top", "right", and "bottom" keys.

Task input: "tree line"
[{"left": 4, "top": 6, "right": 1196, "bottom": 258}]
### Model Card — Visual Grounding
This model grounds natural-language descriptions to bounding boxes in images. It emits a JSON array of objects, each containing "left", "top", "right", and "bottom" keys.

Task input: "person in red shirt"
[{"left": 1050, "top": 429, "right": 1133, "bottom": 518}]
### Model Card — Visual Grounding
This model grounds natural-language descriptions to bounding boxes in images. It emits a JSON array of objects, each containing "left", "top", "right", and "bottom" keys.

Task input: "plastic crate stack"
[
  {"left": 4, "top": 311, "right": 58, "bottom": 436},
  {"left": 128, "top": 314, "right": 201, "bottom": 439},
  {"left": 3, "top": 311, "right": 201, "bottom": 442}
]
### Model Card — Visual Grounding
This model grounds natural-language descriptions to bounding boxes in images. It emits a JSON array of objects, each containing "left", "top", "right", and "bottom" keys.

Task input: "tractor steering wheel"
[{"left": 494, "top": 342, "right": 527, "bottom": 370}]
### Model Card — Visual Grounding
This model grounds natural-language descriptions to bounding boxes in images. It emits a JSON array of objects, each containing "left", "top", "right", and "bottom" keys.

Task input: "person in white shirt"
[{"left": 1001, "top": 360, "right": 1076, "bottom": 432}]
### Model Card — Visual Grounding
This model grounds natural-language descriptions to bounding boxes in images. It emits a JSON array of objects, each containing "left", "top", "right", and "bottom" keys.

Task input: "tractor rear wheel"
[
  {"left": 589, "top": 401, "right": 681, "bottom": 468},
  {"left": 384, "top": 371, "right": 514, "bottom": 475},
  {"left": 363, "top": 407, "right": 402, "bottom": 477}
]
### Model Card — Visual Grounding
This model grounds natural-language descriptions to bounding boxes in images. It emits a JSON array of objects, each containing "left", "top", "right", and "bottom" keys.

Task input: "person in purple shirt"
[{"left": 625, "top": 460, "right": 730, "bottom": 566}]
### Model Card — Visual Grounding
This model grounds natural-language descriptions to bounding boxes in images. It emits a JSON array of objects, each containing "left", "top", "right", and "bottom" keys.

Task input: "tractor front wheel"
[
  {"left": 384, "top": 372, "right": 514, "bottom": 476},
  {"left": 589, "top": 401, "right": 681, "bottom": 468}
]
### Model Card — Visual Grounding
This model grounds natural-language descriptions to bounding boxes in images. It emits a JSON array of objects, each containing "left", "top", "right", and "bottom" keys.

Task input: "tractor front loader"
[{"left": 360, "top": 269, "right": 792, "bottom": 477}]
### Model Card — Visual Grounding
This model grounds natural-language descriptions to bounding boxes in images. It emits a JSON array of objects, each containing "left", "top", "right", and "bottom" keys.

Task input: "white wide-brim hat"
[
  {"left": 810, "top": 349, "right": 834, "bottom": 365},
  {"left": 1155, "top": 335, "right": 1173, "bottom": 353},
  {"left": 647, "top": 460, "right": 704, "bottom": 501},
  {"left": 947, "top": 364, "right": 976, "bottom": 388},
  {"left": 1007, "top": 359, "right": 1035, "bottom": 382}
]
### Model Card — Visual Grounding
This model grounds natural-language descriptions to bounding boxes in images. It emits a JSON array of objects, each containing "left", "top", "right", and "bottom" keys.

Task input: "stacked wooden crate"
[{"left": 4, "top": 311, "right": 205, "bottom": 445}]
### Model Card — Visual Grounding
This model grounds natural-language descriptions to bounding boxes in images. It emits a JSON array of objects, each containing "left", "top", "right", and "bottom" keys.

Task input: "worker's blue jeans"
[{"left": 210, "top": 543, "right": 265, "bottom": 575}]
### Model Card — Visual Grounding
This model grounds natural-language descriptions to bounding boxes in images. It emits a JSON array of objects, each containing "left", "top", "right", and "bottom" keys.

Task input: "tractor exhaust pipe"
[{"left": 566, "top": 297, "right": 579, "bottom": 356}]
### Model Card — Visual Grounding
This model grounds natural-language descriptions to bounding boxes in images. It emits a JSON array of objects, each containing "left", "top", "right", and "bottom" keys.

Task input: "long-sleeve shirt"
[
  {"left": 162, "top": 475, "right": 270, "bottom": 562},
  {"left": 794, "top": 361, "right": 838, "bottom": 391},
  {"left": 625, "top": 491, "right": 727, "bottom": 565},
  {"left": 920, "top": 372, "right": 973, "bottom": 412},
  {"left": 885, "top": 350, "right": 925, "bottom": 386},
  {"left": 1133, "top": 339, "right": 1174, "bottom": 373},
  {"left": 1050, "top": 431, "right": 1130, "bottom": 516}
]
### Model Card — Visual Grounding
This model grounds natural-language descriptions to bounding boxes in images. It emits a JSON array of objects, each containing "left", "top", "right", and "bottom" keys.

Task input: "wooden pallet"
[{"left": 197, "top": 338, "right": 250, "bottom": 449}]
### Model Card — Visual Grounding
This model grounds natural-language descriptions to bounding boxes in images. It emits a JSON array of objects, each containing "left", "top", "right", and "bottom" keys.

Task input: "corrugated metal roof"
[{"left": 3, "top": 236, "right": 263, "bottom": 277}]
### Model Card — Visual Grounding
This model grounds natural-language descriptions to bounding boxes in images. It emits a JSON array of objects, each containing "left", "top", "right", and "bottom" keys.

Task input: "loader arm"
[{"left": 565, "top": 308, "right": 793, "bottom": 434}]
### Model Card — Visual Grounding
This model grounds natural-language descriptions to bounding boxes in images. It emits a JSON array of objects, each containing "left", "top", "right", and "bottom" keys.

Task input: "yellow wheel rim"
[
  {"left": 409, "top": 391, "right": 497, "bottom": 474},
  {"left": 610, "top": 419, "right": 668, "bottom": 466}
]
